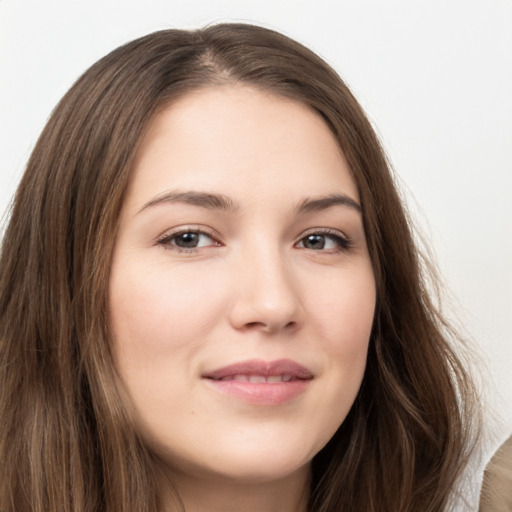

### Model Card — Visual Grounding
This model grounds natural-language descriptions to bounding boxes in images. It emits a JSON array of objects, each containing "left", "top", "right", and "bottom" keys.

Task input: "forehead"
[{"left": 126, "top": 84, "right": 359, "bottom": 210}]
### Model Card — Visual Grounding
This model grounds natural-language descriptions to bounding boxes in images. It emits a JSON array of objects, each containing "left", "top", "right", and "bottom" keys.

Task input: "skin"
[{"left": 109, "top": 85, "right": 376, "bottom": 512}]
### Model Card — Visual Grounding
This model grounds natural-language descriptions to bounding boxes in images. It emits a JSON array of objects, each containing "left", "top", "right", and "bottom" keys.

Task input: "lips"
[
  {"left": 202, "top": 359, "right": 313, "bottom": 405},
  {"left": 216, "top": 374, "right": 295, "bottom": 383}
]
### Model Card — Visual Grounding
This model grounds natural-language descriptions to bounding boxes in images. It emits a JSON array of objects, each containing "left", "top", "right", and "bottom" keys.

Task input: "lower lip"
[{"left": 204, "top": 379, "right": 310, "bottom": 405}]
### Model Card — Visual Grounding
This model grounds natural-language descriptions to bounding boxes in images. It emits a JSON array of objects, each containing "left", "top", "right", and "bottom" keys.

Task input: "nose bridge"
[{"left": 228, "top": 238, "right": 304, "bottom": 333}]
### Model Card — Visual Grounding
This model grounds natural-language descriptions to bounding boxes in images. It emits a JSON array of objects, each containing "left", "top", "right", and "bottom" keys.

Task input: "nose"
[{"left": 227, "top": 246, "right": 305, "bottom": 334}]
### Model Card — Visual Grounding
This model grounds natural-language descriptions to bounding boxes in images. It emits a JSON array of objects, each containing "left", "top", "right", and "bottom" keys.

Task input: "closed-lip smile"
[{"left": 202, "top": 359, "right": 313, "bottom": 405}]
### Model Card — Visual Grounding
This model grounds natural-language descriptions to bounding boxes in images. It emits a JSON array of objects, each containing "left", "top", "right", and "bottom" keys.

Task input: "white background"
[{"left": 1, "top": 0, "right": 511, "bottom": 501}]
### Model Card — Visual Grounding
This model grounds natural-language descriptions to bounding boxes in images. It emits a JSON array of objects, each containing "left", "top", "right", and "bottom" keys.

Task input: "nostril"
[
  {"left": 245, "top": 321, "right": 266, "bottom": 329},
  {"left": 242, "top": 320, "right": 298, "bottom": 333}
]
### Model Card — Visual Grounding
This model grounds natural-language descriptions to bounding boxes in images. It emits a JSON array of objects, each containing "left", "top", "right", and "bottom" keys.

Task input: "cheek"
[
  {"left": 290, "top": 269, "right": 375, "bottom": 455},
  {"left": 110, "top": 261, "right": 220, "bottom": 351},
  {"left": 108, "top": 261, "right": 228, "bottom": 403},
  {"left": 311, "top": 267, "right": 376, "bottom": 351},
  {"left": 108, "top": 262, "right": 221, "bottom": 427},
  {"left": 307, "top": 266, "right": 375, "bottom": 405}
]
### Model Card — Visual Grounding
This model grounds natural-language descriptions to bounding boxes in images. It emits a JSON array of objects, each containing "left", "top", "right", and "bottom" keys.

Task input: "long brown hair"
[{"left": 0, "top": 23, "right": 480, "bottom": 511}]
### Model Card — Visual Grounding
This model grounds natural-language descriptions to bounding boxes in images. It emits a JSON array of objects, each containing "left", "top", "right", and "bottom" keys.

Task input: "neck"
[{"left": 158, "top": 465, "right": 311, "bottom": 512}]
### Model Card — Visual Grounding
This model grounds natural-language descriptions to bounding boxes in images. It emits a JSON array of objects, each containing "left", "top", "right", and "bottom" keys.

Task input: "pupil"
[
  {"left": 176, "top": 232, "right": 198, "bottom": 248},
  {"left": 306, "top": 234, "right": 325, "bottom": 249}
]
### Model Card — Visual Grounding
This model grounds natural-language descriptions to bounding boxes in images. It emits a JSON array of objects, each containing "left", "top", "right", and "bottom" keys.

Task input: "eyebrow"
[
  {"left": 296, "top": 194, "right": 362, "bottom": 214},
  {"left": 139, "top": 190, "right": 240, "bottom": 213},
  {"left": 139, "top": 190, "right": 361, "bottom": 215}
]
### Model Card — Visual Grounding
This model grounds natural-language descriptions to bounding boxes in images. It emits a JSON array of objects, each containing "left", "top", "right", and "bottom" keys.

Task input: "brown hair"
[{"left": 0, "top": 23, "right": 480, "bottom": 511}]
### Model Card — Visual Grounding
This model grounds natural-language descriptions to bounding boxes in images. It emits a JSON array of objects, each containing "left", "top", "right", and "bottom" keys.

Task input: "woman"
[{"left": 0, "top": 23, "right": 480, "bottom": 511}]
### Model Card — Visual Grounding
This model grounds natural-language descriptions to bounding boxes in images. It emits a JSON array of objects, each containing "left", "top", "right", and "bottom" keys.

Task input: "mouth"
[
  {"left": 212, "top": 374, "right": 299, "bottom": 383},
  {"left": 202, "top": 359, "right": 313, "bottom": 405}
]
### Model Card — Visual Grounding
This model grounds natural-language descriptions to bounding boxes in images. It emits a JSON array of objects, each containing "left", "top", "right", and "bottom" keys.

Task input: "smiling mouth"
[
  {"left": 203, "top": 358, "right": 313, "bottom": 381},
  {"left": 202, "top": 359, "right": 313, "bottom": 405},
  {"left": 212, "top": 374, "right": 299, "bottom": 383}
]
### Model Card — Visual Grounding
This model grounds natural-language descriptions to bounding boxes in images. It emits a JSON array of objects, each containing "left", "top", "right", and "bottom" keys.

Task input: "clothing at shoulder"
[{"left": 479, "top": 435, "right": 512, "bottom": 512}]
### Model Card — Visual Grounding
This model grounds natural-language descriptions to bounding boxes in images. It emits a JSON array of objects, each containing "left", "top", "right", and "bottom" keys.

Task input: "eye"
[
  {"left": 157, "top": 229, "right": 219, "bottom": 251},
  {"left": 296, "top": 231, "right": 351, "bottom": 252}
]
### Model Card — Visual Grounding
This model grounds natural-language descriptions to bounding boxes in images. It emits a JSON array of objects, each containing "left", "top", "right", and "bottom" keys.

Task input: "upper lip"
[{"left": 203, "top": 358, "right": 314, "bottom": 380}]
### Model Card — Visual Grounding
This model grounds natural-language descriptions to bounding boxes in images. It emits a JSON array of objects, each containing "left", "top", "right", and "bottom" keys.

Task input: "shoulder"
[{"left": 479, "top": 435, "right": 512, "bottom": 512}]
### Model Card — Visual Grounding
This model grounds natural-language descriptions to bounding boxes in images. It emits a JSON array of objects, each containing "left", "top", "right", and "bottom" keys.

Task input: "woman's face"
[{"left": 109, "top": 85, "right": 376, "bottom": 487}]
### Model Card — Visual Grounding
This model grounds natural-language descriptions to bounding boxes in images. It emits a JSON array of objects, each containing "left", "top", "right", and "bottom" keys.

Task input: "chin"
[
  {"left": 204, "top": 453, "right": 311, "bottom": 485},
  {"left": 151, "top": 435, "right": 315, "bottom": 485}
]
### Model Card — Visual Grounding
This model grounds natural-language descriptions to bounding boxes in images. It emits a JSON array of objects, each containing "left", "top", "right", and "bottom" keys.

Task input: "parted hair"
[{"left": 0, "top": 23, "right": 479, "bottom": 511}]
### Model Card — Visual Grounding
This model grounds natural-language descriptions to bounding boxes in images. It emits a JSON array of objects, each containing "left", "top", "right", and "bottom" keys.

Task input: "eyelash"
[
  {"left": 156, "top": 227, "right": 220, "bottom": 253},
  {"left": 156, "top": 227, "right": 353, "bottom": 253},
  {"left": 296, "top": 229, "right": 353, "bottom": 252}
]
